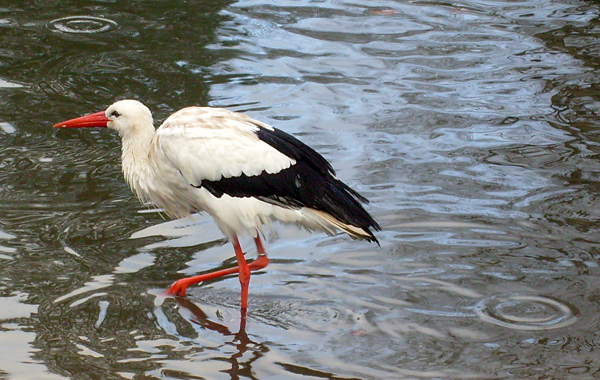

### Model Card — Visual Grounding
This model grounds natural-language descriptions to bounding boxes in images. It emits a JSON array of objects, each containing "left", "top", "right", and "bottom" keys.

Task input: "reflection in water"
[
  {"left": 0, "top": 293, "right": 64, "bottom": 379},
  {"left": 53, "top": 274, "right": 114, "bottom": 304},
  {"left": 172, "top": 298, "right": 268, "bottom": 378}
]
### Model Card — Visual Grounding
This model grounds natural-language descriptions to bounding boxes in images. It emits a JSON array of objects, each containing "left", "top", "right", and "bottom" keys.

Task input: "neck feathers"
[{"left": 120, "top": 124, "right": 156, "bottom": 202}]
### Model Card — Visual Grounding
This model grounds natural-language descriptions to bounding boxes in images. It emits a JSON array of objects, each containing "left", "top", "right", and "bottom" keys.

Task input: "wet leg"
[{"left": 166, "top": 235, "right": 269, "bottom": 299}]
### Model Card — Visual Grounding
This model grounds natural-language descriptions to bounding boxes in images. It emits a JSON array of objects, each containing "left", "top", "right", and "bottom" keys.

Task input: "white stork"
[{"left": 54, "top": 99, "right": 380, "bottom": 310}]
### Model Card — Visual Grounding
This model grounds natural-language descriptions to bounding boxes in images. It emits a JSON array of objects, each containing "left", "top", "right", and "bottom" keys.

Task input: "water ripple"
[
  {"left": 48, "top": 16, "right": 118, "bottom": 34},
  {"left": 475, "top": 293, "right": 579, "bottom": 330}
]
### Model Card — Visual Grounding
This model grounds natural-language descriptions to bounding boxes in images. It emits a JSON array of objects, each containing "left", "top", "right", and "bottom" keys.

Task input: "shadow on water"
[{"left": 0, "top": 0, "right": 600, "bottom": 379}]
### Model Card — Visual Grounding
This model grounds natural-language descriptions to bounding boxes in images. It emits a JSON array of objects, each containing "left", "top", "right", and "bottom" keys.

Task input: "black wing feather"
[{"left": 197, "top": 126, "right": 380, "bottom": 239}]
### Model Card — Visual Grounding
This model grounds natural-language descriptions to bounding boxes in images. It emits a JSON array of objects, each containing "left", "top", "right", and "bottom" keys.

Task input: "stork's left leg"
[
  {"left": 234, "top": 235, "right": 269, "bottom": 309},
  {"left": 166, "top": 235, "right": 269, "bottom": 305}
]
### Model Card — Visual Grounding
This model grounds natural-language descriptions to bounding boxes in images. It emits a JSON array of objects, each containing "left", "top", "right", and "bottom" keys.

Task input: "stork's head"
[{"left": 54, "top": 99, "right": 153, "bottom": 137}]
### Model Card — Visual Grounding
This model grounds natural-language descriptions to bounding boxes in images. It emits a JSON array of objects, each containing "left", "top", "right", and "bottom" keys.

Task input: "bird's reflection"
[{"left": 173, "top": 297, "right": 268, "bottom": 380}]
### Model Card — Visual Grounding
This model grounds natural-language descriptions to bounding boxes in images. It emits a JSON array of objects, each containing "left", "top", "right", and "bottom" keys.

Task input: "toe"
[{"left": 165, "top": 280, "right": 187, "bottom": 297}]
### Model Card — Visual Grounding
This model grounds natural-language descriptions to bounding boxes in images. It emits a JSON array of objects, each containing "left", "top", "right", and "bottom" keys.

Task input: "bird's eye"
[{"left": 111, "top": 110, "right": 121, "bottom": 118}]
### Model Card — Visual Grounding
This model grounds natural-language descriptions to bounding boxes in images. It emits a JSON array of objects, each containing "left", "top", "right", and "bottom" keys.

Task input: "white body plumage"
[
  {"left": 107, "top": 100, "right": 376, "bottom": 241},
  {"left": 54, "top": 99, "right": 379, "bottom": 302}
]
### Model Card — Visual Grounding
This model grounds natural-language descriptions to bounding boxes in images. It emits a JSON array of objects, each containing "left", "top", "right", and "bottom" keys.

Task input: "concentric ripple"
[
  {"left": 475, "top": 294, "right": 579, "bottom": 330},
  {"left": 49, "top": 16, "right": 118, "bottom": 34}
]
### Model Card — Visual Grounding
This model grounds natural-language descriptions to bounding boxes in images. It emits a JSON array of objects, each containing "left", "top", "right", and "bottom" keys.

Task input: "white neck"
[{"left": 120, "top": 122, "right": 156, "bottom": 200}]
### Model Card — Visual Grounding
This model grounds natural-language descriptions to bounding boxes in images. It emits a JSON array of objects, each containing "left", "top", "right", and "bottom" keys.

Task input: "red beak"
[{"left": 53, "top": 111, "right": 109, "bottom": 128}]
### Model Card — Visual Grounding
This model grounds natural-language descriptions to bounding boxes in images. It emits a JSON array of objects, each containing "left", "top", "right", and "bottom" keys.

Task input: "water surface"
[{"left": 0, "top": 0, "right": 599, "bottom": 379}]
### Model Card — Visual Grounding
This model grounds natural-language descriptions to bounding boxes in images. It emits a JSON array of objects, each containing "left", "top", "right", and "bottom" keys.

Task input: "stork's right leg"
[{"left": 166, "top": 235, "right": 269, "bottom": 301}]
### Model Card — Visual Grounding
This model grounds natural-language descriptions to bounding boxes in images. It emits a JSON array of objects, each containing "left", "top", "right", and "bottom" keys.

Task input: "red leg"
[
  {"left": 166, "top": 235, "right": 269, "bottom": 304},
  {"left": 234, "top": 235, "right": 270, "bottom": 310},
  {"left": 250, "top": 235, "right": 268, "bottom": 271},
  {"left": 254, "top": 235, "right": 266, "bottom": 255},
  {"left": 233, "top": 236, "right": 250, "bottom": 309}
]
